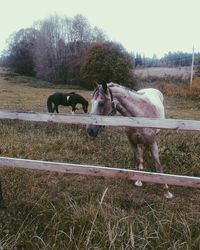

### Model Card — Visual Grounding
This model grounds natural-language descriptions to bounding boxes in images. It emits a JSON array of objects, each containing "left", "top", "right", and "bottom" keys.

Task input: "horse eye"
[{"left": 98, "top": 102, "right": 104, "bottom": 108}]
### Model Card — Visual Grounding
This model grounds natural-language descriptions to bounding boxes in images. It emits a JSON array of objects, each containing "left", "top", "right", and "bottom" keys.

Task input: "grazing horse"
[
  {"left": 86, "top": 82, "right": 173, "bottom": 199},
  {"left": 47, "top": 92, "right": 88, "bottom": 114}
]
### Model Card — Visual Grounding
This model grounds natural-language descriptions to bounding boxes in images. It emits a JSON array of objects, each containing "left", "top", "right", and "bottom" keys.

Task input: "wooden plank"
[
  {"left": 0, "top": 109, "right": 200, "bottom": 131},
  {"left": 0, "top": 157, "right": 200, "bottom": 188}
]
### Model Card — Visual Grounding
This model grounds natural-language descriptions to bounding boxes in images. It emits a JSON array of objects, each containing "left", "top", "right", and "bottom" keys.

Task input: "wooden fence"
[{"left": 0, "top": 109, "right": 200, "bottom": 188}]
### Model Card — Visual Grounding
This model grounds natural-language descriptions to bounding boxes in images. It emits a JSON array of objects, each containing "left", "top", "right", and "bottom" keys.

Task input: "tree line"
[
  {"left": 1, "top": 13, "right": 199, "bottom": 87},
  {"left": 134, "top": 51, "right": 200, "bottom": 68},
  {"left": 0, "top": 14, "right": 135, "bottom": 89}
]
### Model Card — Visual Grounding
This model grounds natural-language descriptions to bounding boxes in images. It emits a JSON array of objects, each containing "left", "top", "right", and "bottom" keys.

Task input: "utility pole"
[{"left": 190, "top": 46, "right": 195, "bottom": 87}]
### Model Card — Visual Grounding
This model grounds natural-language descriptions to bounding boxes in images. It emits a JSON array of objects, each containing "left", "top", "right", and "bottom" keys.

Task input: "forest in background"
[
  {"left": 0, "top": 14, "right": 134, "bottom": 89},
  {"left": 0, "top": 14, "right": 200, "bottom": 88}
]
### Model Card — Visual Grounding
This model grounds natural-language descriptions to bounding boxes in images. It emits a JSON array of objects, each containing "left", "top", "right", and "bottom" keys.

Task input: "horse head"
[
  {"left": 82, "top": 100, "right": 89, "bottom": 113},
  {"left": 86, "top": 82, "right": 116, "bottom": 137}
]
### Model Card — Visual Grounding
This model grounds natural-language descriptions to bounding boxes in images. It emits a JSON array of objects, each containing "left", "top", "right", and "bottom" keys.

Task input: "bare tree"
[
  {"left": 5, "top": 28, "right": 39, "bottom": 75},
  {"left": 33, "top": 14, "right": 106, "bottom": 84},
  {"left": 3, "top": 14, "right": 107, "bottom": 85}
]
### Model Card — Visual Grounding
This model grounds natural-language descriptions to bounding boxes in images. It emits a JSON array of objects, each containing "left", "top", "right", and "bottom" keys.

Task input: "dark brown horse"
[{"left": 47, "top": 92, "right": 88, "bottom": 114}]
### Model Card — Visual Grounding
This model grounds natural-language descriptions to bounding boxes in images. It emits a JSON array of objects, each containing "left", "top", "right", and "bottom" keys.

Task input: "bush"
[{"left": 80, "top": 42, "right": 135, "bottom": 89}]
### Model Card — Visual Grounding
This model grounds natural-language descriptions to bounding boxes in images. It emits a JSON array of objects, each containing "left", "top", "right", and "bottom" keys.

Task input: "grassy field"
[
  {"left": 0, "top": 68, "right": 200, "bottom": 249},
  {"left": 135, "top": 66, "right": 192, "bottom": 79},
  {"left": 134, "top": 66, "right": 197, "bottom": 86}
]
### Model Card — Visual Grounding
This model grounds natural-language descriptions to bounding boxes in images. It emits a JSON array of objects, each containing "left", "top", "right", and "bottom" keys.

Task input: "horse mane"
[{"left": 108, "top": 82, "right": 144, "bottom": 95}]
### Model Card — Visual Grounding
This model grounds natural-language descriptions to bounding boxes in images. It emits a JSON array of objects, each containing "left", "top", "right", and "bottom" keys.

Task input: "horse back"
[
  {"left": 137, "top": 88, "right": 165, "bottom": 118},
  {"left": 51, "top": 92, "right": 73, "bottom": 106},
  {"left": 69, "top": 93, "right": 88, "bottom": 105}
]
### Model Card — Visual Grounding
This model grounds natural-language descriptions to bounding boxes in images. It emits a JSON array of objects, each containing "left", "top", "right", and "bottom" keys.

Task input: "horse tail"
[
  {"left": 47, "top": 95, "right": 54, "bottom": 113},
  {"left": 159, "top": 91, "right": 164, "bottom": 104}
]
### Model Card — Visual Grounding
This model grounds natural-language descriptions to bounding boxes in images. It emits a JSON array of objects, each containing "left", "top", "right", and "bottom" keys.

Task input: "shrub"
[{"left": 80, "top": 42, "right": 135, "bottom": 89}]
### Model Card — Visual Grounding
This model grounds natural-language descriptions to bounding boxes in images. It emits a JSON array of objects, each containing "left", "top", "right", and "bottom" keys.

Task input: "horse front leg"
[
  {"left": 149, "top": 141, "right": 174, "bottom": 199},
  {"left": 134, "top": 144, "right": 145, "bottom": 187},
  {"left": 71, "top": 105, "right": 76, "bottom": 115},
  {"left": 126, "top": 131, "right": 144, "bottom": 186}
]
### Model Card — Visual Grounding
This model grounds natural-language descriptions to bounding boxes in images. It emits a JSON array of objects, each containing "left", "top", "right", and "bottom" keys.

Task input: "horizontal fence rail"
[
  {"left": 1, "top": 109, "right": 200, "bottom": 131},
  {"left": 0, "top": 109, "right": 200, "bottom": 188},
  {"left": 0, "top": 157, "right": 200, "bottom": 188}
]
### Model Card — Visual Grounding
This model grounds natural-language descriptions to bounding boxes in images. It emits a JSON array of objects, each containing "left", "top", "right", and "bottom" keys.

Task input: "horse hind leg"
[
  {"left": 55, "top": 105, "right": 59, "bottom": 113},
  {"left": 149, "top": 141, "right": 174, "bottom": 199}
]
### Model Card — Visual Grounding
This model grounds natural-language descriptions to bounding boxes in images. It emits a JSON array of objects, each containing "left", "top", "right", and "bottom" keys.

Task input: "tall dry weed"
[{"left": 155, "top": 77, "right": 200, "bottom": 97}]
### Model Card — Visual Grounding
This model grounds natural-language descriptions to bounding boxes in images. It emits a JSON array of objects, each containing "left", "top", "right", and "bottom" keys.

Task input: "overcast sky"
[{"left": 0, "top": 0, "right": 200, "bottom": 58}]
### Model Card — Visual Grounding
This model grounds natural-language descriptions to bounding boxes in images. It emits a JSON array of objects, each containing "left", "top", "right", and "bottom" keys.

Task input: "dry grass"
[
  {"left": 134, "top": 67, "right": 196, "bottom": 90},
  {"left": 0, "top": 68, "right": 200, "bottom": 249},
  {"left": 153, "top": 77, "right": 200, "bottom": 97},
  {"left": 0, "top": 68, "right": 91, "bottom": 113},
  {"left": 135, "top": 66, "right": 191, "bottom": 80}
]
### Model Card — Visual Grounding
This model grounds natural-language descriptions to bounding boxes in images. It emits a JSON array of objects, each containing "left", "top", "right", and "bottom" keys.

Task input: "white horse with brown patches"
[{"left": 86, "top": 82, "right": 173, "bottom": 199}]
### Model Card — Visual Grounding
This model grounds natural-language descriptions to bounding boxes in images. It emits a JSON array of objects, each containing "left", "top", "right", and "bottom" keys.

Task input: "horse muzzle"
[{"left": 86, "top": 125, "right": 100, "bottom": 137}]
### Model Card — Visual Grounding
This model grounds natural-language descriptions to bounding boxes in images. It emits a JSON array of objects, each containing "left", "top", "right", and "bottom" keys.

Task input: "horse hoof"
[
  {"left": 164, "top": 191, "right": 174, "bottom": 199},
  {"left": 135, "top": 180, "right": 143, "bottom": 187}
]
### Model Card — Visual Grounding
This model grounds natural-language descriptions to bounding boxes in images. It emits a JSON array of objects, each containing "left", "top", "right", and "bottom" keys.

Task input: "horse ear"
[
  {"left": 92, "top": 80, "right": 98, "bottom": 89},
  {"left": 102, "top": 82, "right": 107, "bottom": 92}
]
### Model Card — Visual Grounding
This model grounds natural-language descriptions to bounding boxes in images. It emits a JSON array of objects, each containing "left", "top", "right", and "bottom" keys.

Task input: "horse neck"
[
  {"left": 110, "top": 86, "right": 158, "bottom": 117},
  {"left": 81, "top": 97, "right": 87, "bottom": 105},
  {"left": 110, "top": 86, "right": 140, "bottom": 116},
  {"left": 74, "top": 95, "right": 86, "bottom": 104}
]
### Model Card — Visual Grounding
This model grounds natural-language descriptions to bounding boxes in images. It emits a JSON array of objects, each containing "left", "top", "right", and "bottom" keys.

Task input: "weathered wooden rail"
[
  {"left": 1, "top": 109, "right": 200, "bottom": 131},
  {"left": 0, "top": 157, "right": 199, "bottom": 188},
  {"left": 0, "top": 109, "right": 200, "bottom": 188}
]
